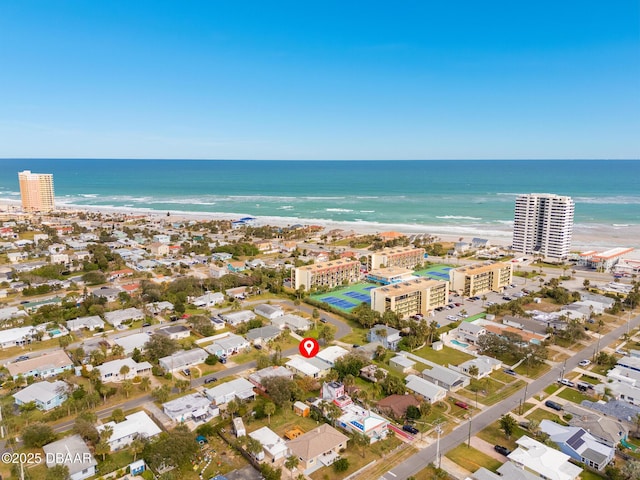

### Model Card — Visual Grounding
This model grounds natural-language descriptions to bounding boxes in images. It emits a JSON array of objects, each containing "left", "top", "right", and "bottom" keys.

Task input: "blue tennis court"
[
  {"left": 344, "top": 291, "right": 370, "bottom": 302},
  {"left": 323, "top": 296, "right": 357, "bottom": 309},
  {"left": 363, "top": 286, "right": 375, "bottom": 291}
]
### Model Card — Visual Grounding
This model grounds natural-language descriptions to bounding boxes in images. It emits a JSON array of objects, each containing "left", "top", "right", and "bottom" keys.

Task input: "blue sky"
[{"left": 0, "top": 1, "right": 638, "bottom": 159}]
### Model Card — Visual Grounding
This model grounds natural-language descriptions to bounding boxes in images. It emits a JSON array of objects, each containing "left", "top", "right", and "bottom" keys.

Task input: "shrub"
[{"left": 333, "top": 458, "right": 349, "bottom": 472}]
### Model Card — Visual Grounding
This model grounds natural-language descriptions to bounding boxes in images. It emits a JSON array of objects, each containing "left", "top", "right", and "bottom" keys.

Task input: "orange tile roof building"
[
  {"left": 293, "top": 259, "right": 360, "bottom": 291},
  {"left": 449, "top": 262, "right": 512, "bottom": 297},
  {"left": 18, "top": 170, "right": 55, "bottom": 213},
  {"left": 371, "top": 277, "right": 449, "bottom": 319},
  {"left": 367, "top": 246, "right": 425, "bottom": 271}
]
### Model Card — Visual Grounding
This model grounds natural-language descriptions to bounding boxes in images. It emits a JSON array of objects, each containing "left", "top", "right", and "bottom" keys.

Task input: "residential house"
[
  {"left": 249, "top": 427, "right": 289, "bottom": 464},
  {"left": 421, "top": 365, "right": 470, "bottom": 392},
  {"left": 359, "top": 364, "right": 387, "bottom": 383},
  {"left": 227, "top": 261, "right": 247, "bottom": 273},
  {"left": 563, "top": 404, "right": 629, "bottom": 448},
  {"left": 209, "top": 265, "right": 228, "bottom": 278},
  {"left": 254, "top": 304, "right": 285, "bottom": 320},
  {"left": 389, "top": 355, "right": 416, "bottom": 373},
  {"left": 471, "top": 463, "right": 540, "bottom": 480},
  {"left": 455, "top": 322, "right": 487, "bottom": 345},
  {"left": 7, "top": 350, "right": 73, "bottom": 380},
  {"left": 404, "top": 375, "right": 447, "bottom": 404},
  {"left": 113, "top": 333, "right": 152, "bottom": 355},
  {"left": 150, "top": 242, "right": 170, "bottom": 256},
  {"left": 146, "top": 301, "right": 174, "bottom": 315},
  {"left": 221, "top": 310, "right": 256, "bottom": 327},
  {"left": 286, "top": 355, "right": 331, "bottom": 379},
  {"left": 163, "top": 393, "right": 218, "bottom": 423},
  {"left": 315, "top": 346, "right": 349, "bottom": 367},
  {"left": 192, "top": 292, "right": 225, "bottom": 308},
  {"left": 0, "top": 326, "right": 36, "bottom": 349},
  {"left": 97, "top": 411, "right": 162, "bottom": 451},
  {"left": 206, "top": 333, "right": 250, "bottom": 358},
  {"left": 507, "top": 436, "right": 583, "bottom": 480},
  {"left": 337, "top": 403, "right": 389, "bottom": 443},
  {"left": 43, "top": 435, "right": 98, "bottom": 480},
  {"left": 156, "top": 325, "right": 191, "bottom": 340},
  {"left": 95, "top": 358, "right": 152, "bottom": 383},
  {"left": 104, "top": 307, "right": 144, "bottom": 327},
  {"left": 204, "top": 378, "right": 255, "bottom": 406},
  {"left": 159, "top": 348, "right": 208, "bottom": 372},
  {"left": 451, "top": 356, "right": 502, "bottom": 379},
  {"left": 66, "top": 315, "right": 105, "bottom": 332},
  {"left": 540, "top": 420, "right": 614, "bottom": 471},
  {"left": 287, "top": 424, "right": 349, "bottom": 472},
  {"left": 92, "top": 287, "right": 122, "bottom": 302},
  {"left": 377, "top": 394, "right": 421, "bottom": 420},
  {"left": 249, "top": 366, "right": 294, "bottom": 391},
  {"left": 246, "top": 325, "right": 281, "bottom": 345},
  {"left": 367, "top": 325, "right": 401, "bottom": 351},
  {"left": 13, "top": 380, "right": 68, "bottom": 411},
  {"left": 272, "top": 314, "right": 311, "bottom": 332}
]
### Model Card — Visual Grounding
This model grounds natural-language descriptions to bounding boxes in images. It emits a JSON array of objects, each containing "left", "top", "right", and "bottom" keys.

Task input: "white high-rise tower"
[
  {"left": 512, "top": 193, "right": 574, "bottom": 262},
  {"left": 18, "top": 170, "right": 55, "bottom": 213}
]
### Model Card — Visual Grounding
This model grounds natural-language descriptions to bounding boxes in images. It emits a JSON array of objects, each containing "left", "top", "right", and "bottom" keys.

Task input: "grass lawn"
[
  {"left": 477, "top": 421, "right": 530, "bottom": 451},
  {"left": 579, "top": 375, "right": 601, "bottom": 385},
  {"left": 445, "top": 444, "right": 502, "bottom": 473},
  {"left": 410, "top": 464, "right": 450, "bottom": 480},
  {"left": 490, "top": 370, "right": 516, "bottom": 383},
  {"left": 339, "top": 329, "right": 369, "bottom": 345},
  {"left": 544, "top": 384, "right": 560, "bottom": 395},
  {"left": 514, "top": 361, "right": 550, "bottom": 379},
  {"left": 579, "top": 470, "right": 608, "bottom": 480},
  {"left": 519, "top": 402, "right": 537, "bottom": 415},
  {"left": 458, "top": 379, "right": 526, "bottom": 407},
  {"left": 412, "top": 345, "right": 475, "bottom": 366},
  {"left": 526, "top": 409, "right": 567, "bottom": 425},
  {"left": 556, "top": 388, "right": 594, "bottom": 404}
]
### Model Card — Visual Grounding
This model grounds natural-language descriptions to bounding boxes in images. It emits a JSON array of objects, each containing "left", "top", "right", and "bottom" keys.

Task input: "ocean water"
[{"left": 1, "top": 159, "right": 639, "bottom": 234}]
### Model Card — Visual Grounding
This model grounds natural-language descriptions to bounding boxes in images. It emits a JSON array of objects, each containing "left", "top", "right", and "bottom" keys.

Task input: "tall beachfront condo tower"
[
  {"left": 512, "top": 193, "right": 574, "bottom": 262},
  {"left": 18, "top": 170, "right": 55, "bottom": 213}
]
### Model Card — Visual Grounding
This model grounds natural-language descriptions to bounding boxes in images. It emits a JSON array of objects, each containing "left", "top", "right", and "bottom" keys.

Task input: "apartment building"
[
  {"left": 367, "top": 246, "right": 425, "bottom": 271},
  {"left": 293, "top": 259, "right": 360, "bottom": 291},
  {"left": 370, "top": 277, "right": 449, "bottom": 318},
  {"left": 18, "top": 170, "right": 55, "bottom": 213},
  {"left": 449, "top": 262, "right": 512, "bottom": 297},
  {"left": 512, "top": 193, "right": 574, "bottom": 262}
]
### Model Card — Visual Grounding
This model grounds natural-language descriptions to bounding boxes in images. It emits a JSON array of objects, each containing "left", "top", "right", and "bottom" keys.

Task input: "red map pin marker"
[{"left": 299, "top": 338, "right": 320, "bottom": 358}]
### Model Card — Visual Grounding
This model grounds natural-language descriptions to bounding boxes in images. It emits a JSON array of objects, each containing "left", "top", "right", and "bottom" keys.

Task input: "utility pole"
[
  {"left": 467, "top": 415, "right": 472, "bottom": 448},
  {"left": 435, "top": 424, "right": 443, "bottom": 469}
]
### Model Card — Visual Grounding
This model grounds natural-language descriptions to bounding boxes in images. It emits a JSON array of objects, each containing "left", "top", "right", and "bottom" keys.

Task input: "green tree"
[
  {"left": 45, "top": 464, "right": 70, "bottom": 480},
  {"left": 500, "top": 414, "right": 517, "bottom": 439},
  {"left": 144, "top": 333, "right": 180, "bottom": 363},
  {"left": 352, "top": 432, "right": 370, "bottom": 458},
  {"left": 151, "top": 384, "right": 171, "bottom": 403},
  {"left": 333, "top": 458, "right": 349, "bottom": 472},
  {"left": 22, "top": 423, "right": 56, "bottom": 448},
  {"left": 285, "top": 456, "right": 300, "bottom": 479},
  {"left": 111, "top": 408, "right": 126, "bottom": 423},
  {"left": 139, "top": 376, "right": 151, "bottom": 392}
]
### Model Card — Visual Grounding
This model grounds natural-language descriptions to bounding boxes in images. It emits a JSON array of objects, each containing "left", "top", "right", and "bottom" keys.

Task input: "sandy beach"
[{"left": 3, "top": 199, "right": 638, "bottom": 253}]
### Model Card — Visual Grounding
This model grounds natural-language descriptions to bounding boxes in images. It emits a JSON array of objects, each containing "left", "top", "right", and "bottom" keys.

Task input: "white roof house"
[
  {"left": 249, "top": 426, "right": 289, "bottom": 462},
  {"left": 254, "top": 304, "right": 285, "bottom": 320},
  {"left": 285, "top": 355, "right": 331, "bottom": 378},
  {"left": 221, "top": 310, "right": 256, "bottom": 326},
  {"left": 206, "top": 333, "right": 250, "bottom": 358},
  {"left": 421, "top": 365, "right": 470, "bottom": 391},
  {"left": 540, "top": 420, "right": 614, "bottom": 471},
  {"left": 159, "top": 348, "right": 208, "bottom": 372},
  {"left": 104, "top": 307, "right": 144, "bottom": 326},
  {"left": 146, "top": 301, "right": 174, "bottom": 314},
  {"left": 316, "top": 346, "right": 349, "bottom": 366},
  {"left": 162, "top": 393, "right": 217, "bottom": 422},
  {"left": 66, "top": 315, "right": 105, "bottom": 332},
  {"left": 452, "top": 356, "right": 502, "bottom": 379},
  {"left": 405, "top": 374, "right": 447, "bottom": 403},
  {"left": 192, "top": 292, "right": 225, "bottom": 307},
  {"left": 337, "top": 403, "right": 389, "bottom": 442},
  {"left": 390, "top": 355, "right": 416, "bottom": 373},
  {"left": 96, "top": 358, "right": 152, "bottom": 383},
  {"left": 204, "top": 378, "right": 255, "bottom": 405},
  {"left": 272, "top": 313, "right": 311, "bottom": 331},
  {"left": 508, "top": 435, "right": 583, "bottom": 480},
  {"left": 43, "top": 435, "right": 98, "bottom": 480},
  {"left": 97, "top": 411, "right": 162, "bottom": 451},
  {"left": 13, "top": 380, "right": 68, "bottom": 411},
  {"left": 0, "top": 326, "right": 36, "bottom": 349},
  {"left": 113, "top": 333, "right": 151, "bottom": 355}
]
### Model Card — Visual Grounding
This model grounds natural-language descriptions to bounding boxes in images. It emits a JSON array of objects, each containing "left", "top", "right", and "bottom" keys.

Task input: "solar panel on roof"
[{"left": 567, "top": 430, "right": 585, "bottom": 450}]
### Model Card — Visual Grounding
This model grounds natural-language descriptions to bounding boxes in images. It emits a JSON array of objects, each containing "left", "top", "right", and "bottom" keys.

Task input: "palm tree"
[
  {"left": 130, "top": 436, "right": 145, "bottom": 461},
  {"left": 139, "top": 377, "right": 151, "bottom": 392},
  {"left": 264, "top": 402, "right": 276, "bottom": 426},
  {"left": 121, "top": 379, "right": 134, "bottom": 398},
  {"left": 285, "top": 456, "right": 300, "bottom": 479},
  {"left": 119, "top": 364, "right": 130, "bottom": 380},
  {"left": 244, "top": 436, "right": 263, "bottom": 459},
  {"left": 352, "top": 432, "right": 370, "bottom": 458}
]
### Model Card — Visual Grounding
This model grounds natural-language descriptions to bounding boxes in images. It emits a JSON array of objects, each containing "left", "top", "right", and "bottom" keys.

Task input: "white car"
[
  {"left": 446, "top": 315, "right": 458, "bottom": 321},
  {"left": 578, "top": 359, "right": 591, "bottom": 367}
]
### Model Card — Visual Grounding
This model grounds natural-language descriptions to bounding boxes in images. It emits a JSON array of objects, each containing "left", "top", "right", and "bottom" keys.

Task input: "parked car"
[
  {"left": 402, "top": 425, "right": 419, "bottom": 435},
  {"left": 504, "top": 369, "right": 516, "bottom": 376},
  {"left": 558, "top": 378, "right": 575, "bottom": 387},
  {"left": 320, "top": 318, "right": 328, "bottom": 323},
  {"left": 182, "top": 368, "right": 191, "bottom": 376},
  {"left": 494, "top": 445, "right": 511, "bottom": 456},
  {"left": 253, "top": 344, "right": 263, "bottom": 350},
  {"left": 446, "top": 315, "right": 458, "bottom": 321},
  {"left": 578, "top": 359, "right": 591, "bottom": 367},
  {"left": 15, "top": 355, "right": 30, "bottom": 362},
  {"left": 142, "top": 322, "right": 151, "bottom": 327},
  {"left": 204, "top": 376, "right": 217, "bottom": 384},
  {"left": 545, "top": 400, "right": 563, "bottom": 411},
  {"left": 454, "top": 401, "right": 469, "bottom": 410}
]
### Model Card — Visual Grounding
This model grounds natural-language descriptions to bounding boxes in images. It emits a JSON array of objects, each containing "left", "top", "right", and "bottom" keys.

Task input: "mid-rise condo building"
[
  {"left": 18, "top": 170, "right": 55, "bottom": 213},
  {"left": 449, "top": 262, "right": 512, "bottom": 297},
  {"left": 293, "top": 259, "right": 360, "bottom": 291},
  {"left": 367, "top": 246, "right": 425, "bottom": 271},
  {"left": 371, "top": 277, "right": 449, "bottom": 318},
  {"left": 512, "top": 193, "right": 574, "bottom": 262}
]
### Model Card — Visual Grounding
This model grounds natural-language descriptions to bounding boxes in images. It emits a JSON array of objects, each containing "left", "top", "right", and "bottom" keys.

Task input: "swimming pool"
[
  {"left": 451, "top": 339, "right": 469, "bottom": 348},
  {"left": 49, "top": 329, "right": 61, "bottom": 335}
]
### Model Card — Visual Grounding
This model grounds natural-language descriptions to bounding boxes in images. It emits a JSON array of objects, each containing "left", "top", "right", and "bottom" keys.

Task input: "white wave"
[
  {"left": 495, "top": 220, "right": 514, "bottom": 225},
  {"left": 359, "top": 210, "right": 375, "bottom": 213},
  {"left": 79, "top": 194, "right": 99, "bottom": 198},
  {"left": 356, "top": 196, "right": 379, "bottom": 199},
  {"left": 326, "top": 208, "right": 353, "bottom": 212},
  {"left": 574, "top": 196, "right": 640, "bottom": 205},
  {"left": 278, "top": 205, "right": 294, "bottom": 210},
  {"left": 303, "top": 196, "right": 347, "bottom": 200},
  {"left": 613, "top": 224, "right": 630, "bottom": 227},
  {"left": 436, "top": 215, "right": 483, "bottom": 220}
]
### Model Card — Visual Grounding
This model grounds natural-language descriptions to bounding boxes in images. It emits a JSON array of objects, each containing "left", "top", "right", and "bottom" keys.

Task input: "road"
[{"left": 381, "top": 311, "right": 640, "bottom": 480}]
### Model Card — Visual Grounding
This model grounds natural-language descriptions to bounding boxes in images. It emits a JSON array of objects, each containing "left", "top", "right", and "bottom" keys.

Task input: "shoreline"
[{"left": 2, "top": 200, "right": 640, "bottom": 252}]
